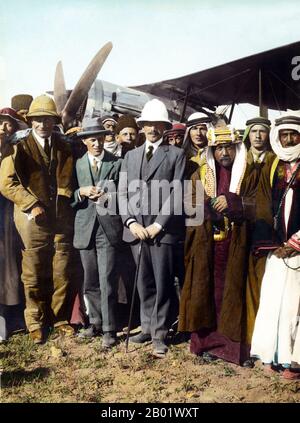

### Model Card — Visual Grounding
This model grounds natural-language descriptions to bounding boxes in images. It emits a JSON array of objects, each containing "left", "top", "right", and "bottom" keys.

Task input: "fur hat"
[{"left": 115, "top": 114, "right": 138, "bottom": 134}]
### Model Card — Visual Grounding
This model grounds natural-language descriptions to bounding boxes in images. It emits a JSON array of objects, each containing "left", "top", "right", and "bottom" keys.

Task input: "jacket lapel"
[
  {"left": 134, "top": 145, "right": 145, "bottom": 179},
  {"left": 25, "top": 133, "right": 45, "bottom": 165},
  {"left": 99, "top": 151, "right": 114, "bottom": 181},
  {"left": 78, "top": 153, "right": 94, "bottom": 186}
]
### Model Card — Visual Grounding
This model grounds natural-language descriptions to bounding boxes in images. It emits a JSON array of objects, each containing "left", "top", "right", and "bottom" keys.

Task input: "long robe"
[
  {"left": 245, "top": 149, "right": 275, "bottom": 344},
  {"left": 250, "top": 158, "right": 300, "bottom": 365},
  {"left": 179, "top": 162, "right": 259, "bottom": 364}
]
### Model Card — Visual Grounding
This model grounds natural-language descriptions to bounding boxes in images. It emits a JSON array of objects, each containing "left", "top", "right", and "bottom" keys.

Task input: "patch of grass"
[
  {"left": 181, "top": 376, "right": 198, "bottom": 392},
  {"left": 1, "top": 367, "right": 50, "bottom": 389},
  {"left": 1, "top": 332, "right": 300, "bottom": 403},
  {"left": 223, "top": 365, "right": 237, "bottom": 377},
  {"left": 2, "top": 334, "right": 40, "bottom": 369},
  {"left": 133, "top": 351, "right": 157, "bottom": 371}
]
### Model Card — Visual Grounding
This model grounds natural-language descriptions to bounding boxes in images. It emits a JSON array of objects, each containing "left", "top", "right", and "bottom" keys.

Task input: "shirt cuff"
[
  {"left": 125, "top": 218, "right": 137, "bottom": 228},
  {"left": 153, "top": 222, "right": 162, "bottom": 230}
]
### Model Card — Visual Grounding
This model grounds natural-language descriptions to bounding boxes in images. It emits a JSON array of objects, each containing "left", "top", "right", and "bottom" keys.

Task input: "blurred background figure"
[
  {"left": 163, "top": 123, "right": 186, "bottom": 147},
  {"left": 0, "top": 108, "right": 26, "bottom": 341},
  {"left": 11, "top": 94, "right": 33, "bottom": 122},
  {"left": 183, "top": 112, "right": 212, "bottom": 178},
  {"left": 115, "top": 114, "right": 138, "bottom": 157},
  {"left": 101, "top": 115, "right": 121, "bottom": 156}
]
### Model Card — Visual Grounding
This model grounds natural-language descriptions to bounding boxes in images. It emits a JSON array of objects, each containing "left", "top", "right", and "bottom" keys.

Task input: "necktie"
[
  {"left": 92, "top": 157, "right": 98, "bottom": 172},
  {"left": 146, "top": 145, "right": 154, "bottom": 162},
  {"left": 44, "top": 138, "right": 50, "bottom": 158}
]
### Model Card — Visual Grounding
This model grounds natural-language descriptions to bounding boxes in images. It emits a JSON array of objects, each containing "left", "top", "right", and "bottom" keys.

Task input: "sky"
[{"left": 1, "top": 0, "right": 300, "bottom": 127}]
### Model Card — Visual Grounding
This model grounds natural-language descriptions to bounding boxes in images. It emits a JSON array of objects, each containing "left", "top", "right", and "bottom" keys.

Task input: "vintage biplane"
[{"left": 53, "top": 40, "right": 300, "bottom": 130}]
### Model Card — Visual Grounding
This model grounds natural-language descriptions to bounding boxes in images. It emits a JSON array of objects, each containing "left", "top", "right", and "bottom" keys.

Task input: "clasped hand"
[
  {"left": 129, "top": 222, "right": 162, "bottom": 240},
  {"left": 79, "top": 186, "right": 104, "bottom": 201}
]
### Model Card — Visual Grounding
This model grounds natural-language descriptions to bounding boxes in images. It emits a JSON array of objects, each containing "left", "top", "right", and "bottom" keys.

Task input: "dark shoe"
[
  {"left": 56, "top": 324, "right": 75, "bottom": 337},
  {"left": 242, "top": 358, "right": 255, "bottom": 368},
  {"left": 29, "top": 329, "right": 44, "bottom": 345},
  {"left": 77, "top": 325, "right": 102, "bottom": 339},
  {"left": 263, "top": 364, "right": 279, "bottom": 375},
  {"left": 152, "top": 339, "right": 168, "bottom": 356},
  {"left": 102, "top": 331, "right": 117, "bottom": 349},
  {"left": 129, "top": 332, "right": 151, "bottom": 344},
  {"left": 202, "top": 352, "right": 218, "bottom": 363}
]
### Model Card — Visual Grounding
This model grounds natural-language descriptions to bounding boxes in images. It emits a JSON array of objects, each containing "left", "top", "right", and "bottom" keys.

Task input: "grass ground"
[{"left": 0, "top": 330, "right": 299, "bottom": 403}]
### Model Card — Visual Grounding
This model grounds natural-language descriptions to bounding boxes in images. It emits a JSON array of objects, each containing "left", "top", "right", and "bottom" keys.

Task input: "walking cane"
[{"left": 125, "top": 241, "right": 143, "bottom": 353}]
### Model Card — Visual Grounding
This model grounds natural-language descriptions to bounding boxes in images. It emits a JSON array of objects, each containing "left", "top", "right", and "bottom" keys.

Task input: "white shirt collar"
[
  {"left": 32, "top": 129, "right": 52, "bottom": 148},
  {"left": 87, "top": 151, "right": 104, "bottom": 168},
  {"left": 145, "top": 137, "right": 163, "bottom": 154}
]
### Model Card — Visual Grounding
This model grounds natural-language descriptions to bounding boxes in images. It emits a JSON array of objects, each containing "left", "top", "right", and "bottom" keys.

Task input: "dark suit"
[
  {"left": 119, "top": 141, "right": 186, "bottom": 340},
  {"left": 72, "top": 150, "right": 123, "bottom": 332}
]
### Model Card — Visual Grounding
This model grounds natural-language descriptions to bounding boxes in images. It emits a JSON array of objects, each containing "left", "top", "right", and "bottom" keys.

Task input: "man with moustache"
[
  {"left": 119, "top": 99, "right": 186, "bottom": 356},
  {"left": 102, "top": 115, "right": 121, "bottom": 156},
  {"left": 72, "top": 117, "right": 123, "bottom": 348},
  {"left": 250, "top": 112, "right": 300, "bottom": 380},
  {"left": 0, "top": 95, "right": 74, "bottom": 344},
  {"left": 179, "top": 125, "right": 259, "bottom": 366}
]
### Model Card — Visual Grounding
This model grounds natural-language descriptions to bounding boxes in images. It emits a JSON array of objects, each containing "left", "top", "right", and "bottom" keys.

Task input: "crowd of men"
[{"left": 0, "top": 93, "right": 299, "bottom": 380}]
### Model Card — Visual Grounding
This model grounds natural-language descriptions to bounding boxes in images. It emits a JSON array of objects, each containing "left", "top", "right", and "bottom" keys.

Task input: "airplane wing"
[{"left": 131, "top": 41, "right": 300, "bottom": 111}]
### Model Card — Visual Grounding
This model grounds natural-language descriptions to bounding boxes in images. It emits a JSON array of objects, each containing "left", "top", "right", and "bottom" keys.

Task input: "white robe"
[{"left": 250, "top": 187, "right": 300, "bottom": 365}]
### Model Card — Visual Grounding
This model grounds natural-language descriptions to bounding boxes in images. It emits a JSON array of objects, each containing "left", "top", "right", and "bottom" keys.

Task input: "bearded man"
[
  {"left": 179, "top": 125, "right": 259, "bottom": 365},
  {"left": 250, "top": 112, "right": 300, "bottom": 380}
]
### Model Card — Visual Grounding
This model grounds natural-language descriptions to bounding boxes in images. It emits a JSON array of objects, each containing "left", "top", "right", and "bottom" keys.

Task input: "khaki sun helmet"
[{"left": 26, "top": 95, "right": 60, "bottom": 120}]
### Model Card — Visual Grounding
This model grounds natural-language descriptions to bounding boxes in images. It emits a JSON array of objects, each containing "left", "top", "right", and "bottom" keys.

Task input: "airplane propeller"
[
  {"left": 55, "top": 41, "right": 113, "bottom": 129},
  {"left": 54, "top": 61, "right": 68, "bottom": 114}
]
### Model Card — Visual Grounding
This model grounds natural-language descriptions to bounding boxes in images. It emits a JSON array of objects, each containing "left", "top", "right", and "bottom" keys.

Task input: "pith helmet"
[
  {"left": 27, "top": 95, "right": 60, "bottom": 120},
  {"left": 136, "top": 99, "right": 172, "bottom": 129}
]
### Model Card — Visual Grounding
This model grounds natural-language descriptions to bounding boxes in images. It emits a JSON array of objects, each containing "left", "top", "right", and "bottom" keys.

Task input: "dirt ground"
[{"left": 0, "top": 329, "right": 299, "bottom": 403}]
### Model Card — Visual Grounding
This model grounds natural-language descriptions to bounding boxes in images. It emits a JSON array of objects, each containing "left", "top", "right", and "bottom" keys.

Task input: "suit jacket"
[
  {"left": 119, "top": 142, "right": 186, "bottom": 244},
  {"left": 72, "top": 150, "right": 123, "bottom": 249},
  {"left": 0, "top": 132, "right": 73, "bottom": 217}
]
